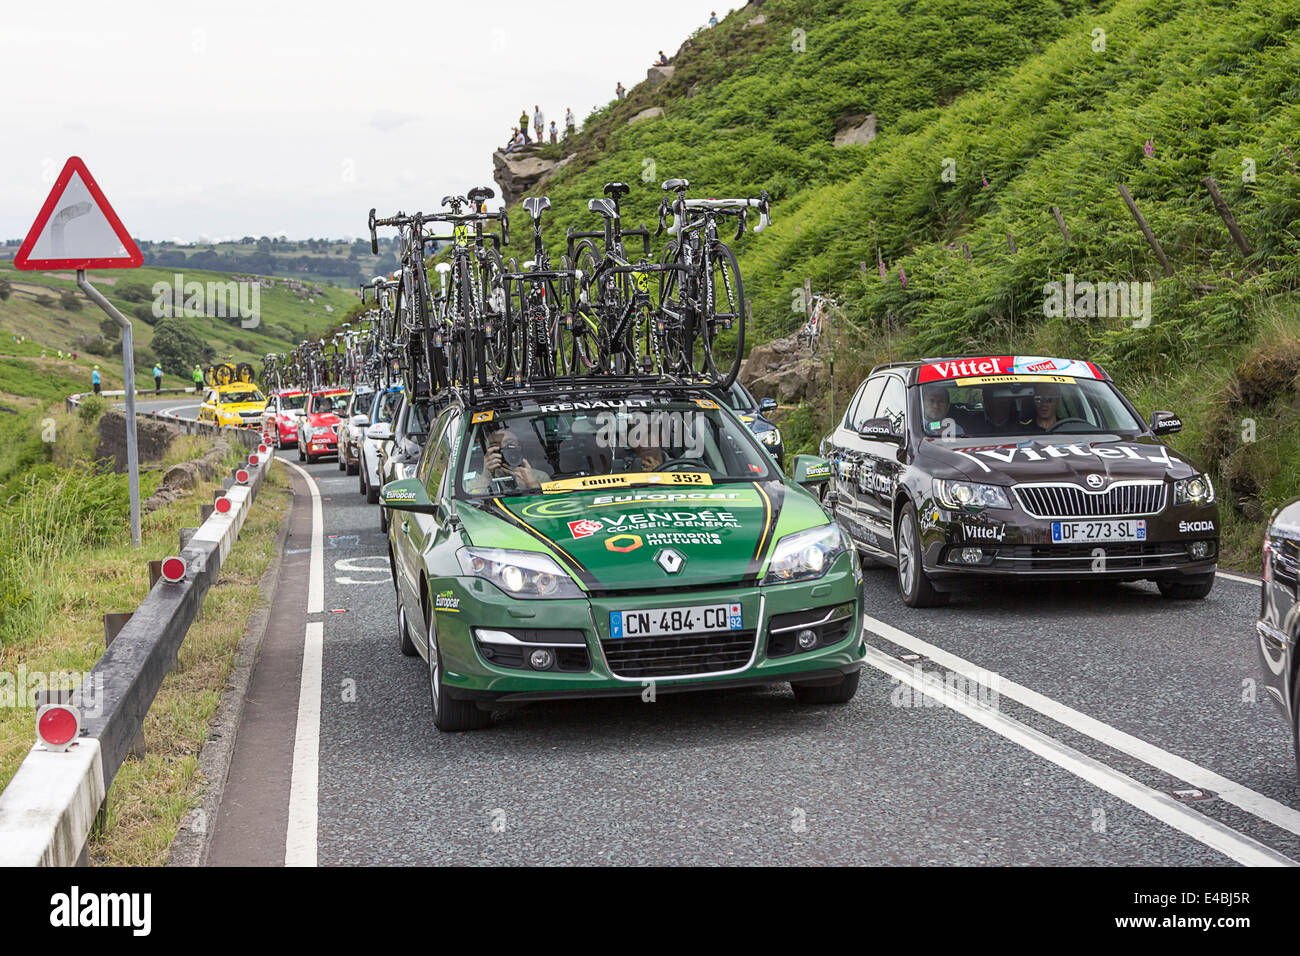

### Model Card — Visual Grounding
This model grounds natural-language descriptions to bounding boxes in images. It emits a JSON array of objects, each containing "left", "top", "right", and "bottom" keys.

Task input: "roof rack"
[{"left": 454, "top": 374, "right": 717, "bottom": 411}]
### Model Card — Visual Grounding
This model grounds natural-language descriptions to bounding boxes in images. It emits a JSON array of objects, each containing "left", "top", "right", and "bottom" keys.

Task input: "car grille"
[
  {"left": 600, "top": 630, "right": 757, "bottom": 679},
  {"left": 1013, "top": 481, "right": 1165, "bottom": 519},
  {"left": 983, "top": 541, "right": 1210, "bottom": 571}
]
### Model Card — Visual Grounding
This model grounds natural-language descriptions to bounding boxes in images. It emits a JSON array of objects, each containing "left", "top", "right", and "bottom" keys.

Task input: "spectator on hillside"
[
  {"left": 192, "top": 364, "right": 203, "bottom": 393},
  {"left": 549, "top": 120, "right": 558, "bottom": 144},
  {"left": 709, "top": 11, "right": 718, "bottom": 27},
  {"left": 653, "top": 51, "right": 669, "bottom": 66},
  {"left": 518, "top": 109, "right": 531, "bottom": 143},
  {"left": 153, "top": 362, "right": 163, "bottom": 394},
  {"left": 565, "top": 107, "right": 575, "bottom": 134},
  {"left": 615, "top": 81, "right": 626, "bottom": 100},
  {"left": 504, "top": 126, "right": 525, "bottom": 153},
  {"left": 533, "top": 105, "right": 544, "bottom": 142},
  {"left": 91, "top": 365, "right": 101, "bottom": 395}
]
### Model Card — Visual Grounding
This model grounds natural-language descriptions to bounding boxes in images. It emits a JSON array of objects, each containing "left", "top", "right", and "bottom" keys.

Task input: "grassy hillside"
[
  {"left": 506, "top": 0, "right": 1300, "bottom": 567},
  {"left": 0, "top": 260, "right": 360, "bottom": 396}
]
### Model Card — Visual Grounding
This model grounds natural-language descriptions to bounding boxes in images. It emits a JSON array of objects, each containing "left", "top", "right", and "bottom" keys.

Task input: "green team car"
[{"left": 382, "top": 385, "right": 864, "bottom": 730}]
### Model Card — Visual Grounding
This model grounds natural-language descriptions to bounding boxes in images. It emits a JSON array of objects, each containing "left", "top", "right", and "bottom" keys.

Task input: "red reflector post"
[
  {"left": 236, "top": 469, "right": 249, "bottom": 484},
  {"left": 37, "top": 705, "right": 80, "bottom": 751},
  {"left": 249, "top": 453, "right": 260, "bottom": 466},
  {"left": 258, "top": 444, "right": 269, "bottom": 454},
  {"left": 214, "top": 496, "right": 232, "bottom": 514},
  {"left": 161, "top": 556, "right": 186, "bottom": 583}
]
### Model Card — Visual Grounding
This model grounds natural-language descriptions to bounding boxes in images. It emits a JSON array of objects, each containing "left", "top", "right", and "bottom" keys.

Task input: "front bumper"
[
  {"left": 429, "top": 555, "right": 864, "bottom": 704},
  {"left": 918, "top": 498, "right": 1220, "bottom": 585}
]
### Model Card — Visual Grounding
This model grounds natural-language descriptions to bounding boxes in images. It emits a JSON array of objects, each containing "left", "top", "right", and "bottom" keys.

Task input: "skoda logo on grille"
[
  {"left": 1085, "top": 474, "right": 1105, "bottom": 489},
  {"left": 655, "top": 548, "right": 686, "bottom": 574}
]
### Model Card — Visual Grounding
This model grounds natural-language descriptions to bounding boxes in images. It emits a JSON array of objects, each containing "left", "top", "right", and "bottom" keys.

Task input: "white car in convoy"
[{"left": 358, "top": 386, "right": 405, "bottom": 504}]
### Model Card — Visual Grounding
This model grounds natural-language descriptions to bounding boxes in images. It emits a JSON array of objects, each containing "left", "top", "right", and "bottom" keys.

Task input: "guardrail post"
[
  {"left": 148, "top": 560, "right": 162, "bottom": 590},
  {"left": 179, "top": 527, "right": 198, "bottom": 550}
]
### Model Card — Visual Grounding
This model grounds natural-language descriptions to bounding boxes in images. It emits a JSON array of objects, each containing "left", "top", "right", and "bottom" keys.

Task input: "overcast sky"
[{"left": 1, "top": 0, "right": 722, "bottom": 243}]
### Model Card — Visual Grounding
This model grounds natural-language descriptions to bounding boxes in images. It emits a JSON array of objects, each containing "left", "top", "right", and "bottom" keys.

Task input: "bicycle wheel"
[
  {"left": 700, "top": 241, "right": 745, "bottom": 387},
  {"left": 216, "top": 363, "right": 235, "bottom": 386},
  {"left": 479, "top": 250, "right": 509, "bottom": 384},
  {"left": 236, "top": 362, "right": 255, "bottom": 384},
  {"left": 504, "top": 258, "right": 527, "bottom": 383}
]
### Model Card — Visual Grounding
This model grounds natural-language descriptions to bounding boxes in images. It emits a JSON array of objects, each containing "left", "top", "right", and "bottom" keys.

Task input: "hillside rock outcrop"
[
  {"left": 492, "top": 149, "right": 577, "bottom": 206},
  {"left": 647, "top": 65, "right": 675, "bottom": 88},
  {"left": 741, "top": 332, "right": 830, "bottom": 405},
  {"left": 834, "top": 113, "right": 878, "bottom": 147}
]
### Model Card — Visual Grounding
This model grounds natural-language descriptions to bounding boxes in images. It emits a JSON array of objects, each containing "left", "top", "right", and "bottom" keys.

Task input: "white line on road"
[
  {"left": 279, "top": 455, "right": 327, "bottom": 867},
  {"left": 285, "top": 621, "right": 322, "bottom": 867},
  {"left": 1217, "top": 570, "right": 1261, "bottom": 587},
  {"left": 282, "top": 457, "right": 325, "bottom": 613},
  {"left": 862, "top": 645, "right": 1297, "bottom": 866},
  {"left": 861, "top": 613, "right": 1300, "bottom": 840}
]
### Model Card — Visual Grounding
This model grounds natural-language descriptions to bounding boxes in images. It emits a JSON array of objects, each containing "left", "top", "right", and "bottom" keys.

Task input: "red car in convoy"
[
  {"left": 297, "top": 388, "right": 351, "bottom": 463},
  {"left": 261, "top": 388, "right": 307, "bottom": 449}
]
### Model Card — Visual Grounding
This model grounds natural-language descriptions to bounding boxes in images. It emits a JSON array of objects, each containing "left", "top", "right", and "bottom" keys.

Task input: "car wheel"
[
  {"left": 367, "top": 474, "right": 380, "bottom": 505},
  {"left": 895, "top": 502, "right": 948, "bottom": 608},
  {"left": 337, "top": 447, "right": 346, "bottom": 471},
  {"left": 297, "top": 437, "right": 305, "bottom": 462},
  {"left": 426, "top": 607, "right": 490, "bottom": 732},
  {"left": 359, "top": 463, "right": 367, "bottom": 496},
  {"left": 791, "top": 669, "right": 860, "bottom": 704},
  {"left": 1157, "top": 574, "right": 1215, "bottom": 600},
  {"left": 346, "top": 451, "right": 359, "bottom": 476},
  {"left": 397, "top": 601, "right": 417, "bottom": 657},
  {"left": 1291, "top": 670, "right": 1300, "bottom": 785},
  {"left": 380, "top": 505, "right": 389, "bottom": 533}
]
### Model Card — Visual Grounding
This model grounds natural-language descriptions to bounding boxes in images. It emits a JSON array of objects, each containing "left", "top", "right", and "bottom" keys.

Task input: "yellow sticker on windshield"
[
  {"left": 693, "top": 399, "right": 719, "bottom": 410},
  {"left": 954, "top": 375, "right": 1076, "bottom": 386},
  {"left": 541, "top": 472, "right": 713, "bottom": 493},
  {"left": 471, "top": 410, "right": 495, "bottom": 424}
]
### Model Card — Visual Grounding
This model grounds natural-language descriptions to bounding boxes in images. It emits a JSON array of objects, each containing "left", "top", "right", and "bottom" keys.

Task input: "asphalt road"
[{"left": 204, "top": 451, "right": 1300, "bottom": 866}]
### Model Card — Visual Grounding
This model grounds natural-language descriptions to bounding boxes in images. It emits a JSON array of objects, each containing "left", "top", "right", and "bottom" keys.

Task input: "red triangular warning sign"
[{"left": 14, "top": 157, "right": 142, "bottom": 271}]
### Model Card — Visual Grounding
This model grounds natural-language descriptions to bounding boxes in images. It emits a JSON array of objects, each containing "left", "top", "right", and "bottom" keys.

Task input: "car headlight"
[
  {"left": 1173, "top": 474, "right": 1215, "bottom": 505},
  {"left": 933, "top": 478, "right": 1011, "bottom": 511},
  {"left": 457, "top": 547, "right": 583, "bottom": 599},
  {"left": 762, "top": 523, "right": 850, "bottom": 585},
  {"left": 758, "top": 427, "right": 782, "bottom": 447}
]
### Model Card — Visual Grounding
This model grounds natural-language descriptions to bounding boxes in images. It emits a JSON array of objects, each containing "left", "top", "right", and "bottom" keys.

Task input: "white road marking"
[
  {"left": 285, "top": 621, "right": 322, "bottom": 867},
  {"left": 861, "top": 612, "right": 1300, "bottom": 840},
  {"left": 282, "top": 458, "right": 325, "bottom": 613},
  {"left": 863, "top": 645, "right": 1297, "bottom": 866},
  {"left": 279, "top": 455, "right": 327, "bottom": 867},
  {"left": 1217, "top": 570, "right": 1261, "bottom": 587}
]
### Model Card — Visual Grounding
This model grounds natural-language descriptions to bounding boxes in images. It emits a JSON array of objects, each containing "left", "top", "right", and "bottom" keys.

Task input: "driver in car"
[
  {"left": 921, "top": 385, "right": 980, "bottom": 436},
  {"left": 1030, "top": 383, "right": 1064, "bottom": 432},
  {"left": 630, "top": 442, "right": 666, "bottom": 472},
  {"left": 471, "top": 426, "right": 548, "bottom": 492}
]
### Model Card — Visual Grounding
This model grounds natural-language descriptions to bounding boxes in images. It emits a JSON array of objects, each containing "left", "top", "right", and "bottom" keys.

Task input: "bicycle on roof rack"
[{"left": 655, "top": 179, "right": 770, "bottom": 389}]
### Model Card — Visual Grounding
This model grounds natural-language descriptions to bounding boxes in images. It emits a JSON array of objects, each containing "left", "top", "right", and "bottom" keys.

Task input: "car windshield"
[
  {"left": 722, "top": 382, "right": 754, "bottom": 411},
  {"left": 279, "top": 394, "right": 305, "bottom": 411},
  {"left": 916, "top": 377, "right": 1145, "bottom": 438},
  {"left": 311, "top": 393, "right": 350, "bottom": 414},
  {"left": 402, "top": 401, "right": 433, "bottom": 438},
  {"left": 376, "top": 390, "right": 403, "bottom": 423},
  {"left": 223, "top": 390, "right": 263, "bottom": 404},
  {"left": 458, "top": 400, "right": 774, "bottom": 498},
  {"left": 351, "top": 392, "right": 376, "bottom": 416}
]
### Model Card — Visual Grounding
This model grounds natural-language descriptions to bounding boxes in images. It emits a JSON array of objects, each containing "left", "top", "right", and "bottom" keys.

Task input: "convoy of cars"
[{"left": 260, "top": 349, "right": 1289, "bottom": 778}]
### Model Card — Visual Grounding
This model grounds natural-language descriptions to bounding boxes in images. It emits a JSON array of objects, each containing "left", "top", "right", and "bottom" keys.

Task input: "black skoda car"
[
  {"left": 1258, "top": 500, "right": 1300, "bottom": 782},
  {"left": 820, "top": 355, "right": 1220, "bottom": 607}
]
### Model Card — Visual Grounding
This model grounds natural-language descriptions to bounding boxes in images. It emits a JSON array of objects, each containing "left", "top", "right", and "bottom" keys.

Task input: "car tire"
[
  {"left": 791, "top": 668, "right": 860, "bottom": 705},
  {"left": 337, "top": 448, "right": 346, "bottom": 471},
  {"left": 298, "top": 438, "right": 305, "bottom": 462},
  {"left": 1157, "top": 574, "right": 1215, "bottom": 600},
  {"left": 359, "top": 463, "right": 367, "bottom": 496},
  {"left": 380, "top": 505, "right": 389, "bottom": 533},
  {"left": 346, "top": 452, "right": 359, "bottom": 476},
  {"left": 397, "top": 602, "right": 417, "bottom": 657},
  {"left": 367, "top": 474, "right": 380, "bottom": 505},
  {"left": 427, "top": 608, "right": 490, "bottom": 732},
  {"left": 1290, "top": 670, "right": 1300, "bottom": 786},
  {"left": 895, "top": 502, "right": 948, "bottom": 608}
]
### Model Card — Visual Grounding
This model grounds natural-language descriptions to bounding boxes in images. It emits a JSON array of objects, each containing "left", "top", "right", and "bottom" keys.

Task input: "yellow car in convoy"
[{"left": 199, "top": 383, "right": 267, "bottom": 429}]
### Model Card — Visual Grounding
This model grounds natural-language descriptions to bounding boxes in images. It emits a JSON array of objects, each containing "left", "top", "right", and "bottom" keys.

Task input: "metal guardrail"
[
  {"left": 0, "top": 398, "right": 274, "bottom": 865},
  {"left": 66, "top": 389, "right": 263, "bottom": 449}
]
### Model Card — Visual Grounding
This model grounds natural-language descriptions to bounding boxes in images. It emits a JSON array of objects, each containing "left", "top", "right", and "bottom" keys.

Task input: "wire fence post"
[
  {"left": 1117, "top": 183, "right": 1174, "bottom": 277},
  {"left": 1201, "top": 177, "right": 1253, "bottom": 257}
]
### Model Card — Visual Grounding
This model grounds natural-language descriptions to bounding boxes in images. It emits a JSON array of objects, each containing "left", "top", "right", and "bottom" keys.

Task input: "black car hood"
[{"left": 917, "top": 434, "right": 1200, "bottom": 485}]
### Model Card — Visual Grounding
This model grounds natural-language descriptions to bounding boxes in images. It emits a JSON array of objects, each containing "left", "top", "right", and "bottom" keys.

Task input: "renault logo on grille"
[
  {"left": 1085, "top": 474, "right": 1105, "bottom": 489},
  {"left": 655, "top": 548, "right": 686, "bottom": 574}
]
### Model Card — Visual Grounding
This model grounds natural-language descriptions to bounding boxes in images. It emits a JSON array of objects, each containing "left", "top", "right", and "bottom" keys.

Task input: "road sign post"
[{"left": 15, "top": 156, "right": 145, "bottom": 547}]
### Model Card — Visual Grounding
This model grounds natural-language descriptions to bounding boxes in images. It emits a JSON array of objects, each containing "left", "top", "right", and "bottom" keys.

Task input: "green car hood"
[{"left": 455, "top": 481, "right": 827, "bottom": 591}]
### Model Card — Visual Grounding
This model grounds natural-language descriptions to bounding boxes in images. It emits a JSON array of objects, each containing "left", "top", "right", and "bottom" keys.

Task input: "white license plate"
[
  {"left": 1051, "top": 519, "right": 1147, "bottom": 543},
  {"left": 609, "top": 603, "right": 743, "bottom": 639}
]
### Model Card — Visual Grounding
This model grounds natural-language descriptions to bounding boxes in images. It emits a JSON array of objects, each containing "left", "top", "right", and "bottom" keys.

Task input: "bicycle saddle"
[
  {"left": 588, "top": 198, "right": 619, "bottom": 219},
  {"left": 661, "top": 178, "right": 690, "bottom": 192},
  {"left": 602, "top": 182, "right": 630, "bottom": 199},
  {"left": 441, "top": 195, "right": 465, "bottom": 208},
  {"left": 522, "top": 197, "right": 551, "bottom": 220},
  {"left": 467, "top": 185, "right": 495, "bottom": 202}
]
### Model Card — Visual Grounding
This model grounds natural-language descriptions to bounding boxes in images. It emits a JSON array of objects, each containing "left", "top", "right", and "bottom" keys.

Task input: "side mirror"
[
  {"left": 759, "top": 397, "right": 778, "bottom": 413},
  {"left": 380, "top": 477, "right": 437, "bottom": 514},
  {"left": 367, "top": 422, "right": 393, "bottom": 441},
  {"left": 1150, "top": 410, "right": 1182, "bottom": 435},
  {"left": 792, "top": 454, "right": 833, "bottom": 487},
  {"left": 858, "top": 416, "right": 902, "bottom": 444},
  {"left": 351, "top": 414, "right": 368, "bottom": 426}
]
